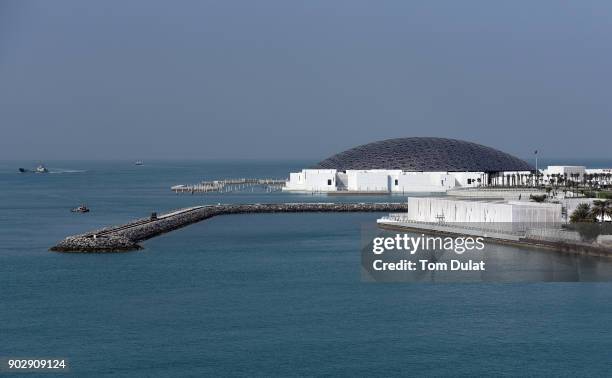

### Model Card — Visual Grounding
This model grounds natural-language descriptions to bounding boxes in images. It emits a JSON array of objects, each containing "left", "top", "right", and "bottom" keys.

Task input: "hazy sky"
[{"left": 1, "top": 0, "right": 611, "bottom": 161}]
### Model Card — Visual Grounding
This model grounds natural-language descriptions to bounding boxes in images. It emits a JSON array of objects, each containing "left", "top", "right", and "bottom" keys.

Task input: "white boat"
[
  {"left": 135, "top": 160, "right": 144, "bottom": 166},
  {"left": 35, "top": 164, "right": 49, "bottom": 173},
  {"left": 19, "top": 164, "right": 49, "bottom": 173},
  {"left": 71, "top": 204, "right": 90, "bottom": 213}
]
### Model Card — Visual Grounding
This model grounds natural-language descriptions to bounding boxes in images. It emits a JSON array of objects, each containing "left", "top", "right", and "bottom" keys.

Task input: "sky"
[{"left": 1, "top": 0, "right": 611, "bottom": 161}]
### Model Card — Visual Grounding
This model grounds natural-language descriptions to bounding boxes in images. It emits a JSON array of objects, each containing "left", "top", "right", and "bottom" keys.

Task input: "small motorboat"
[
  {"left": 35, "top": 164, "right": 49, "bottom": 173},
  {"left": 19, "top": 164, "right": 49, "bottom": 173},
  {"left": 71, "top": 205, "right": 90, "bottom": 213},
  {"left": 135, "top": 160, "right": 144, "bottom": 166}
]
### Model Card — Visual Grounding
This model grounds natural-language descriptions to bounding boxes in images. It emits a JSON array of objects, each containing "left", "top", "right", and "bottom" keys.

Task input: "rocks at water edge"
[{"left": 51, "top": 202, "right": 407, "bottom": 253}]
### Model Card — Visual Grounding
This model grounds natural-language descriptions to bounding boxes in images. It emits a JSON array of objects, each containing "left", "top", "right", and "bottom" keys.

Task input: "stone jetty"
[
  {"left": 51, "top": 202, "right": 407, "bottom": 253},
  {"left": 171, "top": 178, "right": 286, "bottom": 193}
]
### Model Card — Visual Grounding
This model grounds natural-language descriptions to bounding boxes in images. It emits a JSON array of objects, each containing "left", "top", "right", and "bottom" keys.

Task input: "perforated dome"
[{"left": 313, "top": 137, "right": 533, "bottom": 172}]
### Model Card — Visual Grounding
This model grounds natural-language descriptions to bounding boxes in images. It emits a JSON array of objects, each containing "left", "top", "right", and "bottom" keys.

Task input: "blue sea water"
[{"left": 2, "top": 160, "right": 612, "bottom": 376}]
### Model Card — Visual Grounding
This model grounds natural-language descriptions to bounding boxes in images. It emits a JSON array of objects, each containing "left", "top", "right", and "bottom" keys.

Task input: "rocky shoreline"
[{"left": 51, "top": 202, "right": 407, "bottom": 253}]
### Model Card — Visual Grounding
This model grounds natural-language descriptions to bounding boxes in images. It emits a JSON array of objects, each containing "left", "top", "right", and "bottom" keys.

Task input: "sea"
[{"left": 2, "top": 159, "right": 612, "bottom": 376}]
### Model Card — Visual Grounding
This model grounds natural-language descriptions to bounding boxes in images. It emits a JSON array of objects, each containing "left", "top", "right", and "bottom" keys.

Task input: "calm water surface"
[{"left": 1, "top": 160, "right": 612, "bottom": 376}]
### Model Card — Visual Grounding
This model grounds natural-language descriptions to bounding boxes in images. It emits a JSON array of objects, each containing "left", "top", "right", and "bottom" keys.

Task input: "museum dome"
[{"left": 312, "top": 137, "right": 534, "bottom": 172}]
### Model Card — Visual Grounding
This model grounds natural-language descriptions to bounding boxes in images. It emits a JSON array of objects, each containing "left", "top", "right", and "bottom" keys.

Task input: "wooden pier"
[{"left": 171, "top": 178, "right": 286, "bottom": 194}]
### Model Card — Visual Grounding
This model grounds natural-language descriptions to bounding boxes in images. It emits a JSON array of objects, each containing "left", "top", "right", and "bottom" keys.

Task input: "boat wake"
[{"left": 49, "top": 169, "right": 88, "bottom": 174}]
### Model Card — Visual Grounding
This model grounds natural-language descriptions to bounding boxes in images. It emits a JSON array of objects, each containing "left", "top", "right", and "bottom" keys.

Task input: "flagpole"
[{"left": 534, "top": 150, "right": 538, "bottom": 187}]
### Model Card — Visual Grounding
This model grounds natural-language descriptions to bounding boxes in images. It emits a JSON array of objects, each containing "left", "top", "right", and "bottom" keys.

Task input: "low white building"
[
  {"left": 283, "top": 169, "right": 485, "bottom": 193},
  {"left": 543, "top": 166, "right": 586, "bottom": 182},
  {"left": 586, "top": 168, "right": 612, "bottom": 176},
  {"left": 404, "top": 197, "right": 563, "bottom": 231},
  {"left": 284, "top": 165, "right": 612, "bottom": 194},
  {"left": 406, "top": 197, "right": 562, "bottom": 224},
  {"left": 285, "top": 169, "right": 337, "bottom": 192},
  {"left": 585, "top": 168, "right": 612, "bottom": 186},
  {"left": 539, "top": 166, "right": 612, "bottom": 186},
  {"left": 344, "top": 170, "right": 462, "bottom": 193}
]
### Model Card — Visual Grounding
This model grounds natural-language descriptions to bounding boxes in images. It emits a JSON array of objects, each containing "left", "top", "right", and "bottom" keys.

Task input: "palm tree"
[
  {"left": 570, "top": 203, "right": 596, "bottom": 223},
  {"left": 573, "top": 173, "right": 580, "bottom": 191},
  {"left": 591, "top": 200, "right": 612, "bottom": 222},
  {"left": 584, "top": 173, "right": 590, "bottom": 188}
]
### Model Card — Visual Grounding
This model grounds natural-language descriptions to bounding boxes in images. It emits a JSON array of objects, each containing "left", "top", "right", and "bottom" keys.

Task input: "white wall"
[
  {"left": 507, "top": 201, "right": 563, "bottom": 225},
  {"left": 544, "top": 166, "right": 586, "bottom": 182},
  {"left": 285, "top": 172, "right": 304, "bottom": 190},
  {"left": 390, "top": 172, "right": 455, "bottom": 193},
  {"left": 286, "top": 166, "right": 594, "bottom": 193},
  {"left": 346, "top": 170, "right": 393, "bottom": 192},
  {"left": 345, "top": 170, "right": 459, "bottom": 193},
  {"left": 449, "top": 172, "right": 485, "bottom": 187},
  {"left": 284, "top": 169, "right": 337, "bottom": 192},
  {"left": 406, "top": 197, "right": 562, "bottom": 230},
  {"left": 407, "top": 197, "right": 513, "bottom": 223},
  {"left": 287, "top": 169, "right": 495, "bottom": 193}
]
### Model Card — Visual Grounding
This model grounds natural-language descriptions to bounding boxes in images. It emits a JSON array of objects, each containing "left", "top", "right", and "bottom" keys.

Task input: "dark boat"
[{"left": 18, "top": 168, "right": 27, "bottom": 173}]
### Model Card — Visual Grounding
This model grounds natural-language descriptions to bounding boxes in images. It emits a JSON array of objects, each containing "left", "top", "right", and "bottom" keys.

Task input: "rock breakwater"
[{"left": 51, "top": 202, "right": 407, "bottom": 253}]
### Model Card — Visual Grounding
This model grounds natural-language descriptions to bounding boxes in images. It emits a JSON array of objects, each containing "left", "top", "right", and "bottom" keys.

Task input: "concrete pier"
[{"left": 51, "top": 202, "right": 407, "bottom": 253}]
